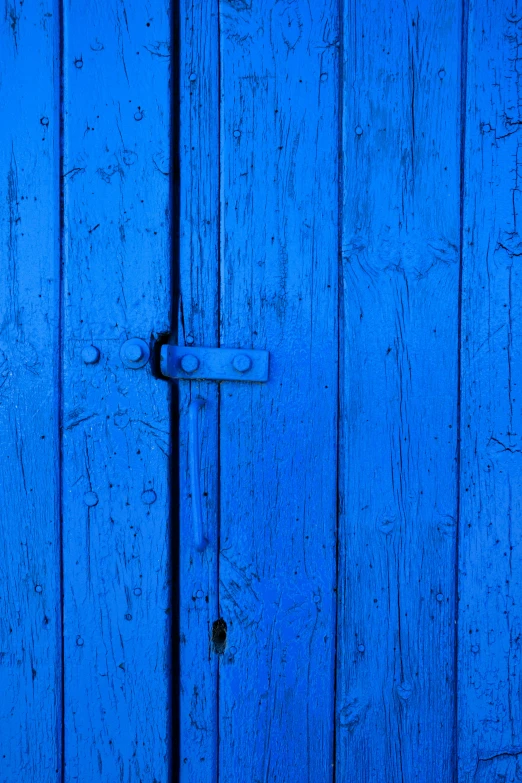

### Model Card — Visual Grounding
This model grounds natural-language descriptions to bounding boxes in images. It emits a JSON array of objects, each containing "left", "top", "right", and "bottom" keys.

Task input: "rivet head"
[
  {"left": 76, "top": 636, "right": 84, "bottom": 647},
  {"left": 471, "top": 644, "right": 480, "bottom": 653},
  {"left": 357, "top": 644, "right": 365, "bottom": 653},
  {"left": 180, "top": 354, "right": 199, "bottom": 374},
  {"left": 436, "top": 593, "right": 444, "bottom": 602},
  {"left": 120, "top": 338, "right": 150, "bottom": 369},
  {"left": 82, "top": 345, "right": 100, "bottom": 365},
  {"left": 141, "top": 489, "right": 157, "bottom": 505},
  {"left": 355, "top": 125, "right": 363, "bottom": 136},
  {"left": 233, "top": 354, "right": 252, "bottom": 373},
  {"left": 133, "top": 587, "right": 142, "bottom": 597},
  {"left": 35, "top": 585, "right": 43, "bottom": 594},
  {"left": 84, "top": 491, "right": 99, "bottom": 507},
  {"left": 125, "top": 613, "right": 132, "bottom": 621},
  {"left": 195, "top": 589, "right": 204, "bottom": 599}
]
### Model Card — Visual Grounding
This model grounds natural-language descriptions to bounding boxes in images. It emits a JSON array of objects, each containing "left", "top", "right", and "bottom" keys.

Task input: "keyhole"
[{"left": 212, "top": 618, "right": 227, "bottom": 654}]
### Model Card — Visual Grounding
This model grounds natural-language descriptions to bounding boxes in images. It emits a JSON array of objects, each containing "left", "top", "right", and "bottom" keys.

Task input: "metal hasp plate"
[{"left": 160, "top": 345, "right": 269, "bottom": 382}]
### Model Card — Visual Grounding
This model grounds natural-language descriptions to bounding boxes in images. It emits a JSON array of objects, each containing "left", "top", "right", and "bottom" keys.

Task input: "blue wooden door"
[{"left": 1, "top": 1, "right": 521, "bottom": 782}]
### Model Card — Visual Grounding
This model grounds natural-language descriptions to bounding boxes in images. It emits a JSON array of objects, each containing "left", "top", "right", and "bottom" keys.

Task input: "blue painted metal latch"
[{"left": 160, "top": 345, "right": 269, "bottom": 382}]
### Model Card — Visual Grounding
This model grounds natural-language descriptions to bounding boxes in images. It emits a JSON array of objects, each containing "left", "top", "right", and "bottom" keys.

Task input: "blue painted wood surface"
[
  {"left": 459, "top": 3, "right": 522, "bottom": 780},
  {"left": 0, "top": 3, "right": 61, "bottom": 780},
  {"left": 61, "top": 2, "right": 172, "bottom": 780},
  {"left": 2, "top": 1, "right": 522, "bottom": 781},
  {"left": 337, "top": 1, "right": 462, "bottom": 779},
  {"left": 177, "top": 2, "right": 220, "bottom": 779},
  {"left": 217, "top": 2, "right": 339, "bottom": 779}
]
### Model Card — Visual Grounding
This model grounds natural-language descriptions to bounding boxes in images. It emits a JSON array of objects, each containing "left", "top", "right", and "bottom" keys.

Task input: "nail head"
[
  {"left": 141, "top": 489, "right": 157, "bottom": 505},
  {"left": 84, "top": 491, "right": 99, "bottom": 507}
]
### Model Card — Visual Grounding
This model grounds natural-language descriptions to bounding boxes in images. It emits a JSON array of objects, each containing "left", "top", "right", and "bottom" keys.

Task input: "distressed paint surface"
[
  {"left": 177, "top": 1, "right": 220, "bottom": 780},
  {"left": 3, "top": 1, "right": 522, "bottom": 780},
  {"left": 337, "top": 1, "right": 462, "bottom": 779},
  {"left": 217, "top": 1, "right": 339, "bottom": 780},
  {"left": 62, "top": 1, "right": 172, "bottom": 780},
  {"left": 459, "top": 2, "right": 522, "bottom": 780},
  {"left": 0, "top": 3, "right": 61, "bottom": 781}
]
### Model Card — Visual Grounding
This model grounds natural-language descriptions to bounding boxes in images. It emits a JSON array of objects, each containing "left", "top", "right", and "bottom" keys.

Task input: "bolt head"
[
  {"left": 82, "top": 345, "right": 100, "bottom": 365},
  {"left": 124, "top": 343, "right": 144, "bottom": 363},
  {"left": 233, "top": 354, "right": 252, "bottom": 373},
  {"left": 120, "top": 338, "right": 150, "bottom": 369},
  {"left": 180, "top": 354, "right": 199, "bottom": 374}
]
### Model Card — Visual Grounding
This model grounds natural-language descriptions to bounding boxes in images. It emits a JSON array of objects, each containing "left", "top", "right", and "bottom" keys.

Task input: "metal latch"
[{"left": 160, "top": 345, "right": 269, "bottom": 382}]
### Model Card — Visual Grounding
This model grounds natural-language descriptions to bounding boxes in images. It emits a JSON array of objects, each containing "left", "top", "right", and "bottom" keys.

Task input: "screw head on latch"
[
  {"left": 120, "top": 338, "right": 150, "bottom": 369},
  {"left": 180, "top": 354, "right": 200, "bottom": 374},
  {"left": 233, "top": 354, "right": 252, "bottom": 373}
]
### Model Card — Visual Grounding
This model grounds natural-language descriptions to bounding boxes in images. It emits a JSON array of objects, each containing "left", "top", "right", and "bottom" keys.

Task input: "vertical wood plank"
[
  {"left": 459, "top": 3, "right": 522, "bottom": 779},
  {"left": 337, "top": 1, "right": 461, "bottom": 779},
  {"left": 218, "top": 1, "right": 339, "bottom": 779},
  {"left": 0, "top": 4, "right": 61, "bottom": 780},
  {"left": 178, "top": 1, "right": 220, "bottom": 780},
  {"left": 62, "top": 2, "right": 172, "bottom": 779}
]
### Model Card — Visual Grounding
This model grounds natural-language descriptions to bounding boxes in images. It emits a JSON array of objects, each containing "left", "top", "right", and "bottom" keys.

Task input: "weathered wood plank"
[
  {"left": 0, "top": 4, "right": 61, "bottom": 780},
  {"left": 337, "top": 1, "right": 461, "bottom": 779},
  {"left": 62, "top": 2, "right": 172, "bottom": 779},
  {"left": 459, "top": 3, "right": 522, "bottom": 779},
  {"left": 177, "top": 1, "right": 220, "bottom": 780},
  {"left": 218, "top": 1, "right": 339, "bottom": 779}
]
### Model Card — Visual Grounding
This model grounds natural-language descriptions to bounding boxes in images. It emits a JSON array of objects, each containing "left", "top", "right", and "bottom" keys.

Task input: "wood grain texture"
[
  {"left": 337, "top": 1, "right": 461, "bottom": 779},
  {"left": 458, "top": 2, "right": 522, "bottom": 779},
  {"left": 218, "top": 1, "right": 339, "bottom": 779},
  {"left": 4, "top": 3, "right": 522, "bottom": 777},
  {"left": 62, "top": 1, "right": 172, "bottom": 779},
  {"left": 0, "top": 4, "right": 61, "bottom": 780},
  {"left": 177, "top": 1, "right": 220, "bottom": 781}
]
